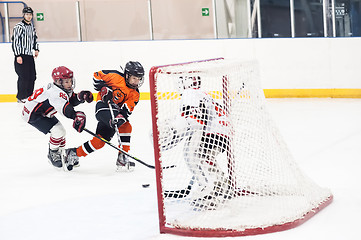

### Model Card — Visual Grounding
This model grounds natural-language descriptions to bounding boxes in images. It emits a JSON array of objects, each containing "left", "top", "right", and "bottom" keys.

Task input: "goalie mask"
[
  {"left": 52, "top": 66, "right": 75, "bottom": 95},
  {"left": 178, "top": 76, "right": 201, "bottom": 93},
  {"left": 124, "top": 61, "right": 145, "bottom": 89}
]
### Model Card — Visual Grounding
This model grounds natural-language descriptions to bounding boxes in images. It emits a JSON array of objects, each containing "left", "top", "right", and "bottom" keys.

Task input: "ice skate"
[
  {"left": 64, "top": 148, "right": 79, "bottom": 171},
  {"left": 212, "top": 179, "right": 233, "bottom": 200},
  {"left": 47, "top": 148, "right": 62, "bottom": 168},
  {"left": 116, "top": 152, "right": 135, "bottom": 172},
  {"left": 191, "top": 193, "right": 221, "bottom": 211},
  {"left": 191, "top": 179, "right": 232, "bottom": 211}
]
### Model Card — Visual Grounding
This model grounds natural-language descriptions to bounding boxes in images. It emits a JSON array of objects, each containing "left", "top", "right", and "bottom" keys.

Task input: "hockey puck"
[{"left": 142, "top": 184, "right": 150, "bottom": 188}]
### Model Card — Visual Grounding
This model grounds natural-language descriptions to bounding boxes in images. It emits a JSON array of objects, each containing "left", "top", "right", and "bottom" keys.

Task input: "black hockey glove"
[
  {"left": 109, "top": 113, "right": 126, "bottom": 128},
  {"left": 73, "top": 111, "right": 86, "bottom": 132},
  {"left": 100, "top": 86, "right": 113, "bottom": 103},
  {"left": 78, "top": 90, "right": 94, "bottom": 103}
]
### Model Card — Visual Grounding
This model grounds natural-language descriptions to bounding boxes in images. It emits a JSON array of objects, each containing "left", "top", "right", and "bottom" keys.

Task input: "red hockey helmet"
[{"left": 52, "top": 66, "right": 75, "bottom": 94}]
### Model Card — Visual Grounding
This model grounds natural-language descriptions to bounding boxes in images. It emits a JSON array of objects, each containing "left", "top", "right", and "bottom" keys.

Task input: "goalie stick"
[{"left": 164, "top": 176, "right": 195, "bottom": 198}]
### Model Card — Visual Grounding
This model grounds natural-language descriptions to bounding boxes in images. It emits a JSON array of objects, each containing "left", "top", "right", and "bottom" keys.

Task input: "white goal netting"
[{"left": 149, "top": 58, "right": 332, "bottom": 237}]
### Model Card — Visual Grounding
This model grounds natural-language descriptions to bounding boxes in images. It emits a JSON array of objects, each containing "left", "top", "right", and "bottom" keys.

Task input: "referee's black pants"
[{"left": 14, "top": 54, "right": 36, "bottom": 100}]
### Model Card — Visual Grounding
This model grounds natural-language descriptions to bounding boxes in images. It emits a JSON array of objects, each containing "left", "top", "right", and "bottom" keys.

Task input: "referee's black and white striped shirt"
[{"left": 12, "top": 20, "right": 39, "bottom": 57}]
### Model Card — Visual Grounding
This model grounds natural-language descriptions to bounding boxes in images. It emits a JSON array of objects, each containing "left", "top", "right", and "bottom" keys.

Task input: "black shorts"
[{"left": 29, "top": 116, "right": 59, "bottom": 134}]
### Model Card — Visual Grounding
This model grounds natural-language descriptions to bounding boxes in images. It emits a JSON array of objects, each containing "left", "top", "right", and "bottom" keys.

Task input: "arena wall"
[{"left": 1, "top": 37, "right": 360, "bottom": 101}]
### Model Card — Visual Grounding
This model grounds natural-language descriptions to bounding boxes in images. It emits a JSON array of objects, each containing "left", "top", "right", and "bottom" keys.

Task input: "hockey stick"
[
  {"left": 109, "top": 102, "right": 151, "bottom": 171},
  {"left": 164, "top": 176, "right": 195, "bottom": 198},
  {"left": 108, "top": 102, "right": 177, "bottom": 170},
  {"left": 108, "top": 102, "right": 123, "bottom": 148},
  {"left": 83, "top": 127, "right": 155, "bottom": 169},
  {"left": 83, "top": 128, "right": 176, "bottom": 170}
]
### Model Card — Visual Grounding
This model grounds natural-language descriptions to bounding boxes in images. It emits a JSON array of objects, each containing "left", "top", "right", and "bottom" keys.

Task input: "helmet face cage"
[
  {"left": 58, "top": 78, "right": 76, "bottom": 96},
  {"left": 178, "top": 76, "right": 201, "bottom": 93},
  {"left": 52, "top": 66, "right": 75, "bottom": 95},
  {"left": 124, "top": 61, "right": 145, "bottom": 89}
]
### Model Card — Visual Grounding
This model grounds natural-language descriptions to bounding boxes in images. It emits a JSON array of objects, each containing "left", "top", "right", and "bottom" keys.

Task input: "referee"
[{"left": 12, "top": 6, "right": 39, "bottom": 103}]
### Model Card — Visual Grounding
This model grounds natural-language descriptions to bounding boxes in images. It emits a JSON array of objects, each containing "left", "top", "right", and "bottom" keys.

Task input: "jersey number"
[
  {"left": 28, "top": 88, "right": 44, "bottom": 101},
  {"left": 59, "top": 92, "right": 67, "bottom": 100}
]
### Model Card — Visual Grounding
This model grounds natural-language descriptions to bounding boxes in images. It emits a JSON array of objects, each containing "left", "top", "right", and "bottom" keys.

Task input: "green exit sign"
[
  {"left": 36, "top": 13, "right": 44, "bottom": 21},
  {"left": 202, "top": 8, "right": 209, "bottom": 16}
]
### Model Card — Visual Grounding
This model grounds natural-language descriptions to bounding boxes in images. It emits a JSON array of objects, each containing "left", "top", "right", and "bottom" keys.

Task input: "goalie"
[{"left": 160, "top": 75, "right": 233, "bottom": 208}]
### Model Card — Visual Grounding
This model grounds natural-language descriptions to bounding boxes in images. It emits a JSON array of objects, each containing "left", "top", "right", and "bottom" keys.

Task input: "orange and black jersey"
[{"left": 93, "top": 70, "right": 139, "bottom": 120}]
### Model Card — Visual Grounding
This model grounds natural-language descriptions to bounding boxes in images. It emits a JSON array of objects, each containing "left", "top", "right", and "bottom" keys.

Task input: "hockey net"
[{"left": 149, "top": 58, "right": 332, "bottom": 237}]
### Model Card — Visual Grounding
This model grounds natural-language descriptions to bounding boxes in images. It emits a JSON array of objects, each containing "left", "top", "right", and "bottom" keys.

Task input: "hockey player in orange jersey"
[{"left": 70, "top": 61, "right": 144, "bottom": 171}]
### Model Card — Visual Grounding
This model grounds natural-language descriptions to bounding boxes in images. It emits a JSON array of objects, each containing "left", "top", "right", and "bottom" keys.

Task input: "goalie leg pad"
[
  {"left": 184, "top": 131, "right": 211, "bottom": 188},
  {"left": 184, "top": 131, "right": 231, "bottom": 205}
]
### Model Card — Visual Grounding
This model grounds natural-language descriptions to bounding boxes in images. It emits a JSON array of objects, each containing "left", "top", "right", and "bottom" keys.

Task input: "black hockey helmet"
[
  {"left": 23, "top": 7, "right": 34, "bottom": 14},
  {"left": 124, "top": 61, "right": 145, "bottom": 89}
]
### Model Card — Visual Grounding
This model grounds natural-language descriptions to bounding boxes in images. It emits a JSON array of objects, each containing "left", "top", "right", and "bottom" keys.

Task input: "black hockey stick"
[
  {"left": 164, "top": 176, "right": 195, "bottom": 198},
  {"left": 108, "top": 102, "right": 123, "bottom": 148},
  {"left": 83, "top": 128, "right": 155, "bottom": 169},
  {"left": 83, "top": 128, "right": 176, "bottom": 170}
]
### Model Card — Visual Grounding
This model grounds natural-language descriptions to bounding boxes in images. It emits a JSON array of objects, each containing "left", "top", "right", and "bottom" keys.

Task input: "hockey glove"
[
  {"left": 100, "top": 86, "right": 113, "bottom": 103},
  {"left": 109, "top": 113, "right": 126, "bottom": 128},
  {"left": 73, "top": 111, "right": 86, "bottom": 132},
  {"left": 78, "top": 90, "right": 94, "bottom": 103}
]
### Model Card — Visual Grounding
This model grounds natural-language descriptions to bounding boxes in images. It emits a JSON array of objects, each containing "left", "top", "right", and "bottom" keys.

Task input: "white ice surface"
[{"left": 0, "top": 98, "right": 360, "bottom": 240}]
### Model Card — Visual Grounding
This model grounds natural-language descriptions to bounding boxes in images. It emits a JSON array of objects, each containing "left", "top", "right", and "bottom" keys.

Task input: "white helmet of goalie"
[{"left": 178, "top": 75, "right": 201, "bottom": 93}]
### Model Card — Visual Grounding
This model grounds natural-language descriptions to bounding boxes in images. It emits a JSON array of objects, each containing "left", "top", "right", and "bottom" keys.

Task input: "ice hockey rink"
[{"left": 0, "top": 97, "right": 360, "bottom": 240}]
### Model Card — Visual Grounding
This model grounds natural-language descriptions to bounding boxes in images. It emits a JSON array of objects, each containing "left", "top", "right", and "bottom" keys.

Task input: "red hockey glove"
[
  {"left": 109, "top": 113, "right": 126, "bottom": 128},
  {"left": 100, "top": 86, "right": 113, "bottom": 103},
  {"left": 73, "top": 111, "right": 86, "bottom": 132},
  {"left": 78, "top": 90, "right": 93, "bottom": 103}
]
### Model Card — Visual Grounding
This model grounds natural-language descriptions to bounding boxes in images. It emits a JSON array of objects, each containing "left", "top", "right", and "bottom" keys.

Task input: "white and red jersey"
[
  {"left": 22, "top": 83, "right": 78, "bottom": 123},
  {"left": 177, "top": 88, "right": 231, "bottom": 137}
]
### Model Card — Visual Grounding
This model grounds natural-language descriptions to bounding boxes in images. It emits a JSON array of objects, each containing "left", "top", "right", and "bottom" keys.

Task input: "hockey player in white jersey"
[
  {"left": 160, "top": 75, "right": 232, "bottom": 208},
  {"left": 21, "top": 66, "right": 93, "bottom": 171}
]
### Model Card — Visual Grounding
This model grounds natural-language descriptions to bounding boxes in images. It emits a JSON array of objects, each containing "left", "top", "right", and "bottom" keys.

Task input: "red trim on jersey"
[{"left": 44, "top": 106, "right": 55, "bottom": 116}]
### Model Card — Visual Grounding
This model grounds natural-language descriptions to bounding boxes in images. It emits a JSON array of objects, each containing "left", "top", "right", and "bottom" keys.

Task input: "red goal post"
[{"left": 149, "top": 58, "right": 333, "bottom": 237}]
